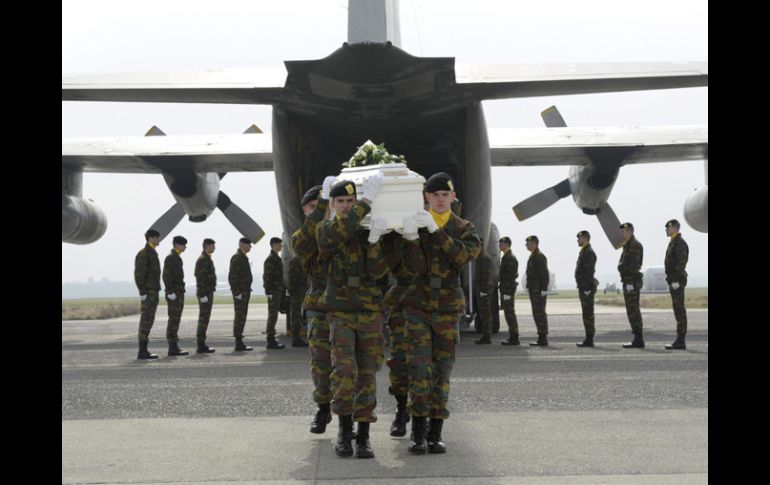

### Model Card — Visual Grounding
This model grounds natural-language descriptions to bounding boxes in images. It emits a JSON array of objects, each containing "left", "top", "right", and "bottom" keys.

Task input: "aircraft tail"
[{"left": 348, "top": 0, "right": 401, "bottom": 47}]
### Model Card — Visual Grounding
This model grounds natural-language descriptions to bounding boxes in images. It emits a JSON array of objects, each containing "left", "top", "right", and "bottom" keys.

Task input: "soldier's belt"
[{"left": 424, "top": 276, "right": 460, "bottom": 289}]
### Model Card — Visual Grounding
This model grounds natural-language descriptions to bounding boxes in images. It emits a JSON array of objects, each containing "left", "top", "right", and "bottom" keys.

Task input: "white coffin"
[{"left": 337, "top": 163, "right": 425, "bottom": 229}]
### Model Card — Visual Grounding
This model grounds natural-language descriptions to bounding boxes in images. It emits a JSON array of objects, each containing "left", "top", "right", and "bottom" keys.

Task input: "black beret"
[
  {"left": 576, "top": 230, "right": 590, "bottom": 239},
  {"left": 499, "top": 236, "right": 511, "bottom": 245},
  {"left": 145, "top": 229, "right": 160, "bottom": 240},
  {"left": 270, "top": 237, "right": 283, "bottom": 245},
  {"left": 203, "top": 238, "right": 215, "bottom": 245},
  {"left": 525, "top": 235, "right": 539, "bottom": 243},
  {"left": 301, "top": 185, "right": 322, "bottom": 206},
  {"left": 619, "top": 222, "right": 634, "bottom": 230},
  {"left": 330, "top": 180, "right": 357, "bottom": 198},
  {"left": 665, "top": 219, "right": 680, "bottom": 228},
  {"left": 172, "top": 235, "right": 187, "bottom": 245},
  {"left": 424, "top": 172, "right": 455, "bottom": 193},
  {"left": 239, "top": 237, "right": 252, "bottom": 245}
]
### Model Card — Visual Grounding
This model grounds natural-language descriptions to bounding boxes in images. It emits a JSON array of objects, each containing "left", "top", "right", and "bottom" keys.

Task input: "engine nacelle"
[
  {"left": 683, "top": 185, "right": 708, "bottom": 232},
  {"left": 161, "top": 172, "right": 220, "bottom": 221},
  {"left": 62, "top": 193, "right": 108, "bottom": 244},
  {"left": 569, "top": 164, "right": 619, "bottom": 213}
]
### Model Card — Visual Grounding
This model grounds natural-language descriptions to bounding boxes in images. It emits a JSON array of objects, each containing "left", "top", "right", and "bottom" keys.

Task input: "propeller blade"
[
  {"left": 149, "top": 203, "right": 185, "bottom": 241},
  {"left": 512, "top": 178, "right": 571, "bottom": 221},
  {"left": 596, "top": 202, "right": 625, "bottom": 249},
  {"left": 217, "top": 191, "right": 265, "bottom": 244},
  {"left": 541, "top": 106, "right": 568, "bottom": 128}
]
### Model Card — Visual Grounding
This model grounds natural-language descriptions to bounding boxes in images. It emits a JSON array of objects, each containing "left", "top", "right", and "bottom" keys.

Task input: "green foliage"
[{"left": 342, "top": 139, "right": 406, "bottom": 168}]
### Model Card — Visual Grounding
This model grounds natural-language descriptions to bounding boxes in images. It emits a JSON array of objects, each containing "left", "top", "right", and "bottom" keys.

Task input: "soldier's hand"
[
  {"left": 479, "top": 292, "right": 487, "bottom": 297},
  {"left": 399, "top": 215, "right": 419, "bottom": 241},
  {"left": 671, "top": 282, "right": 680, "bottom": 290},
  {"left": 414, "top": 209, "right": 438, "bottom": 233},
  {"left": 582, "top": 290, "right": 591, "bottom": 296},
  {"left": 502, "top": 294, "right": 511, "bottom": 301},
  {"left": 367, "top": 216, "right": 389, "bottom": 243},
  {"left": 266, "top": 294, "right": 272, "bottom": 300},
  {"left": 321, "top": 176, "right": 336, "bottom": 200},
  {"left": 540, "top": 290, "right": 548, "bottom": 296},
  {"left": 140, "top": 294, "right": 147, "bottom": 302},
  {"left": 362, "top": 173, "right": 384, "bottom": 202},
  {"left": 235, "top": 293, "right": 243, "bottom": 300},
  {"left": 625, "top": 284, "right": 634, "bottom": 292},
  {"left": 167, "top": 293, "right": 177, "bottom": 301},
  {"left": 285, "top": 289, "right": 290, "bottom": 296},
  {"left": 200, "top": 296, "right": 209, "bottom": 303}
]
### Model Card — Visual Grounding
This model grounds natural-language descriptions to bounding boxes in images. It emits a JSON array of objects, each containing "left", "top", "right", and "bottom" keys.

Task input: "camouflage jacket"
[
  {"left": 498, "top": 249, "right": 519, "bottom": 295},
  {"left": 162, "top": 250, "right": 185, "bottom": 295},
  {"left": 381, "top": 231, "right": 417, "bottom": 312},
  {"left": 195, "top": 251, "right": 216, "bottom": 297},
  {"left": 317, "top": 200, "right": 389, "bottom": 312},
  {"left": 574, "top": 244, "right": 598, "bottom": 291},
  {"left": 474, "top": 252, "right": 493, "bottom": 294},
  {"left": 263, "top": 251, "right": 284, "bottom": 295},
  {"left": 229, "top": 250, "right": 253, "bottom": 295},
  {"left": 288, "top": 255, "right": 308, "bottom": 296},
  {"left": 134, "top": 243, "right": 161, "bottom": 295},
  {"left": 526, "top": 250, "right": 549, "bottom": 293},
  {"left": 292, "top": 198, "right": 329, "bottom": 311},
  {"left": 664, "top": 233, "right": 689, "bottom": 283},
  {"left": 402, "top": 212, "right": 481, "bottom": 313},
  {"left": 618, "top": 235, "right": 644, "bottom": 283}
]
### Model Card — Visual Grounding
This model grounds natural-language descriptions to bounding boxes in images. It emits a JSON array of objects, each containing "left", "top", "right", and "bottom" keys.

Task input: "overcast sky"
[{"left": 62, "top": 0, "right": 708, "bottom": 288}]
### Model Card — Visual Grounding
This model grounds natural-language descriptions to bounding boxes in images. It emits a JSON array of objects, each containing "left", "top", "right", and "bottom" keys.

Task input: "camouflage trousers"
[
  {"left": 528, "top": 291, "right": 549, "bottom": 336},
  {"left": 669, "top": 285, "right": 687, "bottom": 334},
  {"left": 266, "top": 291, "right": 281, "bottom": 337},
  {"left": 307, "top": 310, "right": 332, "bottom": 404},
  {"left": 232, "top": 292, "right": 251, "bottom": 338},
  {"left": 578, "top": 289, "right": 596, "bottom": 336},
  {"left": 622, "top": 281, "right": 643, "bottom": 333},
  {"left": 328, "top": 310, "right": 385, "bottom": 422},
  {"left": 386, "top": 307, "right": 409, "bottom": 397},
  {"left": 500, "top": 289, "right": 519, "bottom": 335},
  {"left": 404, "top": 307, "right": 459, "bottom": 420},
  {"left": 475, "top": 291, "right": 492, "bottom": 337},
  {"left": 196, "top": 294, "right": 213, "bottom": 341},
  {"left": 290, "top": 295, "right": 305, "bottom": 336},
  {"left": 165, "top": 294, "right": 185, "bottom": 342},
  {"left": 137, "top": 291, "right": 159, "bottom": 343}
]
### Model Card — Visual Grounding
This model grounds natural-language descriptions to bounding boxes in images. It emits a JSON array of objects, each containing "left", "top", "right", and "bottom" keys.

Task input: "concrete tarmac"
[{"left": 62, "top": 301, "right": 707, "bottom": 484}]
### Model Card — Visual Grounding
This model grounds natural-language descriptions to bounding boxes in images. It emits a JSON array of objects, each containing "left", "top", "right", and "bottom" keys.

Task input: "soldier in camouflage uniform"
[
  {"left": 162, "top": 235, "right": 190, "bottom": 356},
  {"left": 400, "top": 172, "right": 481, "bottom": 455},
  {"left": 135, "top": 229, "right": 162, "bottom": 360},
  {"left": 318, "top": 176, "right": 389, "bottom": 459},
  {"left": 575, "top": 230, "right": 598, "bottom": 348},
  {"left": 229, "top": 237, "right": 254, "bottom": 351},
  {"left": 194, "top": 238, "right": 217, "bottom": 354},
  {"left": 664, "top": 219, "right": 689, "bottom": 350},
  {"left": 525, "top": 235, "right": 550, "bottom": 346},
  {"left": 473, "top": 246, "right": 494, "bottom": 345},
  {"left": 618, "top": 222, "right": 645, "bottom": 348},
  {"left": 498, "top": 236, "right": 520, "bottom": 346},
  {"left": 288, "top": 255, "right": 309, "bottom": 347},
  {"left": 263, "top": 237, "right": 286, "bottom": 350}
]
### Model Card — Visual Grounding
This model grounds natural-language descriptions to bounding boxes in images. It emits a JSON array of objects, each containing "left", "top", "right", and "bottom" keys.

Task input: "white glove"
[
  {"left": 266, "top": 294, "right": 273, "bottom": 300},
  {"left": 671, "top": 282, "right": 680, "bottom": 290},
  {"left": 235, "top": 293, "right": 243, "bottom": 300},
  {"left": 285, "top": 289, "right": 290, "bottom": 296},
  {"left": 362, "top": 173, "right": 384, "bottom": 201},
  {"left": 400, "top": 215, "right": 419, "bottom": 241},
  {"left": 140, "top": 294, "right": 147, "bottom": 302},
  {"left": 583, "top": 290, "right": 591, "bottom": 296},
  {"left": 625, "top": 284, "right": 634, "bottom": 292},
  {"left": 414, "top": 209, "right": 438, "bottom": 233},
  {"left": 200, "top": 296, "right": 209, "bottom": 303},
  {"left": 167, "top": 293, "right": 177, "bottom": 301},
  {"left": 368, "top": 216, "right": 389, "bottom": 243},
  {"left": 502, "top": 294, "right": 511, "bottom": 301},
  {"left": 479, "top": 292, "right": 487, "bottom": 297},
  {"left": 321, "top": 175, "right": 336, "bottom": 200},
  {"left": 540, "top": 290, "right": 548, "bottom": 296}
]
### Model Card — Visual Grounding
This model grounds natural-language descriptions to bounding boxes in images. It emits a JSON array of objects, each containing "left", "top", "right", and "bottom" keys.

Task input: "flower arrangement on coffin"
[{"left": 342, "top": 140, "right": 407, "bottom": 168}]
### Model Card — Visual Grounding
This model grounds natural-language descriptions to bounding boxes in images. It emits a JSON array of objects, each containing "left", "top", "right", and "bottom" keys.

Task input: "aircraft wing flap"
[{"left": 62, "top": 134, "right": 274, "bottom": 173}]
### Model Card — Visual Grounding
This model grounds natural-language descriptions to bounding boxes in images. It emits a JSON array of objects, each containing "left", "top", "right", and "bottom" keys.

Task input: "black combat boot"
[
  {"left": 196, "top": 340, "right": 216, "bottom": 354},
  {"left": 390, "top": 395, "right": 410, "bottom": 437},
  {"left": 334, "top": 415, "right": 354, "bottom": 457},
  {"left": 665, "top": 332, "right": 686, "bottom": 350},
  {"left": 292, "top": 337, "right": 309, "bottom": 347},
  {"left": 529, "top": 334, "right": 548, "bottom": 346},
  {"left": 408, "top": 416, "right": 428, "bottom": 454},
  {"left": 622, "top": 331, "right": 645, "bottom": 348},
  {"left": 310, "top": 403, "right": 332, "bottom": 434},
  {"left": 475, "top": 335, "right": 492, "bottom": 344},
  {"left": 137, "top": 340, "right": 158, "bottom": 360},
  {"left": 355, "top": 422, "right": 375, "bottom": 458},
  {"left": 266, "top": 336, "right": 285, "bottom": 349},
  {"left": 501, "top": 333, "right": 520, "bottom": 346},
  {"left": 168, "top": 341, "right": 189, "bottom": 356},
  {"left": 577, "top": 335, "right": 594, "bottom": 347},
  {"left": 234, "top": 337, "right": 253, "bottom": 351},
  {"left": 427, "top": 418, "right": 446, "bottom": 454}
]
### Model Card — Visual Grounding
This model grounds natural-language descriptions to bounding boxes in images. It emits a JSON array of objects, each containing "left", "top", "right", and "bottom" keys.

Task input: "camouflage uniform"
[
  {"left": 526, "top": 249, "right": 550, "bottom": 336},
  {"left": 401, "top": 212, "right": 481, "bottom": 419},
  {"left": 318, "top": 200, "right": 388, "bottom": 422},
  {"left": 498, "top": 249, "right": 519, "bottom": 336},
  {"left": 618, "top": 235, "right": 644, "bottom": 333},
  {"left": 575, "top": 243, "right": 598, "bottom": 336},
  {"left": 135, "top": 243, "right": 161, "bottom": 343},
  {"left": 195, "top": 251, "right": 216, "bottom": 342},
  {"left": 474, "top": 251, "right": 494, "bottom": 338},
  {"left": 292, "top": 198, "right": 331, "bottom": 405},
  {"left": 288, "top": 255, "right": 308, "bottom": 338},
  {"left": 381, "top": 232, "right": 413, "bottom": 397},
  {"left": 263, "top": 250, "right": 284, "bottom": 337},
  {"left": 162, "top": 249, "right": 186, "bottom": 343},
  {"left": 229, "top": 250, "right": 253, "bottom": 338},
  {"left": 665, "top": 233, "right": 689, "bottom": 334}
]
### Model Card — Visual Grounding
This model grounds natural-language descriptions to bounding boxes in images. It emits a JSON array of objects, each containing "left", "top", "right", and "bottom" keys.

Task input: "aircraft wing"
[
  {"left": 62, "top": 133, "right": 273, "bottom": 173},
  {"left": 455, "top": 62, "right": 707, "bottom": 100},
  {"left": 490, "top": 125, "right": 707, "bottom": 167}
]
